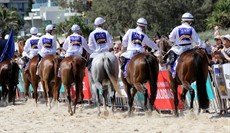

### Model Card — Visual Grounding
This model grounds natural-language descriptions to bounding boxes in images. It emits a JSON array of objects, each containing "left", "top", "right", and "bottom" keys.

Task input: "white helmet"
[
  {"left": 71, "top": 24, "right": 80, "bottom": 32},
  {"left": 137, "top": 18, "right": 147, "bottom": 27},
  {"left": 182, "top": 13, "right": 194, "bottom": 21},
  {"left": 45, "top": 24, "right": 56, "bottom": 31},
  {"left": 30, "top": 27, "right": 38, "bottom": 35},
  {"left": 94, "top": 17, "right": 106, "bottom": 26}
]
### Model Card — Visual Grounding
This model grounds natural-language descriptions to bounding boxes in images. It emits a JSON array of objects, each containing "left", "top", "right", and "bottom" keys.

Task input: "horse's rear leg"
[
  {"left": 182, "top": 82, "right": 195, "bottom": 109},
  {"left": 73, "top": 83, "right": 81, "bottom": 114},
  {"left": 95, "top": 88, "right": 101, "bottom": 116},
  {"left": 64, "top": 85, "right": 73, "bottom": 115},
  {"left": 147, "top": 81, "right": 158, "bottom": 112},
  {"left": 31, "top": 82, "right": 38, "bottom": 106},
  {"left": 169, "top": 72, "right": 179, "bottom": 116},
  {"left": 24, "top": 81, "right": 30, "bottom": 101},
  {"left": 102, "top": 86, "right": 109, "bottom": 116}
]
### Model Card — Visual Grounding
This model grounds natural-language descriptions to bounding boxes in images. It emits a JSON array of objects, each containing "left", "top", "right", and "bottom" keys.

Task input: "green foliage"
[
  {"left": 0, "top": 8, "right": 23, "bottom": 34},
  {"left": 56, "top": 16, "right": 93, "bottom": 37},
  {"left": 207, "top": 0, "right": 230, "bottom": 29},
  {"left": 87, "top": 0, "right": 214, "bottom": 36}
]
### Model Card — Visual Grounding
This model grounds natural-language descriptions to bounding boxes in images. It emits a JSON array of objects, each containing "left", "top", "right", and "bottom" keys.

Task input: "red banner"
[
  {"left": 146, "top": 70, "right": 185, "bottom": 110},
  {"left": 70, "top": 68, "right": 92, "bottom": 100}
]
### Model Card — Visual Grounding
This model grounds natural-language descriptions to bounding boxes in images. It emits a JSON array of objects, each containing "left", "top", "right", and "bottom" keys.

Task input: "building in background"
[
  {"left": 0, "top": 0, "right": 29, "bottom": 17},
  {"left": 24, "top": 0, "right": 77, "bottom": 36}
]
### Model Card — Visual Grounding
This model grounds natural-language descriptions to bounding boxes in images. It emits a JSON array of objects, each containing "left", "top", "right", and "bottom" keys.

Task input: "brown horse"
[
  {"left": 0, "top": 59, "right": 19, "bottom": 104},
  {"left": 121, "top": 53, "right": 159, "bottom": 116},
  {"left": 22, "top": 56, "right": 40, "bottom": 104},
  {"left": 38, "top": 55, "right": 61, "bottom": 109},
  {"left": 158, "top": 37, "right": 210, "bottom": 116},
  {"left": 60, "top": 56, "right": 87, "bottom": 115}
]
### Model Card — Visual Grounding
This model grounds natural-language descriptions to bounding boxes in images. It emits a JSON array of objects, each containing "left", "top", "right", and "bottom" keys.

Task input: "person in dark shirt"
[{"left": 0, "top": 30, "right": 7, "bottom": 56}]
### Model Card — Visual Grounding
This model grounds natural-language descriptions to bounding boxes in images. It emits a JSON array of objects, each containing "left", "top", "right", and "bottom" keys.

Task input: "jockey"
[
  {"left": 120, "top": 18, "right": 159, "bottom": 71},
  {"left": 63, "top": 24, "right": 92, "bottom": 57},
  {"left": 0, "top": 30, "right": 7, "bottom": 58},
  {"left": 166, "top": 12, "right": 203, "bottom": 65},
  {"left": 37, "top": 24, "right": 57, "bottom": 62},
  {"left": 22, "top": 27, "right": 40, "bottom": 68},
  {"left": 87, "top": 17, "right": 113, "bottom": 71}
]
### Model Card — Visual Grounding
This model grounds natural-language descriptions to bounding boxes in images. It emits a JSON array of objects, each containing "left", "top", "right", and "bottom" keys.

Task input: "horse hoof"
[
  {"left": 104, "top": 110, "right": 109, "bottom": 116},
  {"left": 97, "top": 112, "right": 101, "bottom": 116},
  {"left": 145, "top": 111, "right": 152, "bottom": 116},
  {"left": 128, "top": 111, "right": 133, "bottom": 117},
  {"left": 70, "top": 112, "right": 73, "bottom": 116}
]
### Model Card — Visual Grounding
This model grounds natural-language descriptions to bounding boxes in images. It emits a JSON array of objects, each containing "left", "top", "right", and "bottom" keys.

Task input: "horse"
[
  {"left": 90, "top": 52, "right": 122, "bottom": 116},
  {"left": 121, "top": 53, "right": 159, "bottom": 116},
  {"left": 158, "top": 37, "right": 210, "bottom": 116},
  {"left": 0, "top": 59, "right": 19, "bottom": 105},
  {"left": 38, "top": 55, "right": 61, "bottom": 109},
  {"left": 60, "top": 56, "right": 87, "bottom": 115},
  {"left": 21, "top": 56, "right": 40, "bottom": 104}
]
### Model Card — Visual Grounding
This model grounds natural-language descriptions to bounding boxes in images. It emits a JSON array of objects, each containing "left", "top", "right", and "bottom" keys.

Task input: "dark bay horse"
[
  {"left": 158, "top": 37, "right": 210, "bottom": 116},
  {"left": 38, "top": 55, "right": 61, "bottom": 109},
  {"left": 0, "top": 59, "right": 19, "bottom": 104},
  {"left": 121, "top": 53, "right": 159, "bottom": 116},
  {"left": 90, "top": 52, "right": 122, "bottom": 116},
  {"left": 60, "top": 56, "right": 87, "bottom": 115}
]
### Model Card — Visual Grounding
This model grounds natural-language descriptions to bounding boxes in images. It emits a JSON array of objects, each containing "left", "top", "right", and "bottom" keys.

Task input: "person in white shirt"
[
  {"left": 120, "top": 18, "right": 159, "bottom": 71},
  {"left": 37, "top": 24, "right": 57, "bottom": 62},
  {"left": 87, "top": 17, "right": 113, "bottom": 71},
  {"left": 22, "top": 27, "right": 40, "bottom": 69},
  {"left": 63, "top": 24, "right": 92, "bottom": 57},
  {"left": 166, "top": 12, "right": 203, "bottom": 66}
]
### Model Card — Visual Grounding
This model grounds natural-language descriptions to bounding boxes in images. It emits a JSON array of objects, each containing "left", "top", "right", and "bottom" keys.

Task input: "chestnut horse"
[
  {"left": 0, "top": 59, "right": 19, "bottom": 104},
  {"left": 22, "top": 56, "right": 40, "bottom": 104},
  {"left": 158, "top": 37, "right": 209, "bottom": 116},
  {"left": 60, "top": 56, "right": 87, "bottom": 115},
  {"left": 38, "top": 55, "right": 61, "bottom": 109},
  {"left": 121, "top": 53, "right": 159, "bottom": 116},
  {"left": 90, "top": 52, "right": 122, "bottom": 116}
]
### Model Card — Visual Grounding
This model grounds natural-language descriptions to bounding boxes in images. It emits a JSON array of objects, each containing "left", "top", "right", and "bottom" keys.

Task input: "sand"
[{"left": 0, "top": 99, "right": 229, "bottom": 133}]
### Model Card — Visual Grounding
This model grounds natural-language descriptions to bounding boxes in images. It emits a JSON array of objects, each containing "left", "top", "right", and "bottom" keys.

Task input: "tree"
[
  {"left": 207, "top": 0, "right": 230, "bottom": 29},
  {"left": 56, "top": 16, "right": 93, "bottom": 37},
  {"left": 0, "top": 8, "right": 23, "bottom": 34},
  {"left": 26, "top": 0, "right": 33, "bottom": 16},
  {"left": 56, "top": 0, "right": 92, "bottom": 13}
]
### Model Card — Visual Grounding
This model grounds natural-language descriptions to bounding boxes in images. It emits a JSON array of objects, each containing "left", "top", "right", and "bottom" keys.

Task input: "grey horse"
[{"left": 90, "top": 52, "right": 122, "bottom": 116}]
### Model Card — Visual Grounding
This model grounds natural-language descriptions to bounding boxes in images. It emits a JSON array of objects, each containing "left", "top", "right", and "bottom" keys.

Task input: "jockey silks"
[
  {"left": 37, "top": 33, "right": 57, "bottom": 57},
  {"left": 23, "top": 35, "right": 40, "bottom": 59}
]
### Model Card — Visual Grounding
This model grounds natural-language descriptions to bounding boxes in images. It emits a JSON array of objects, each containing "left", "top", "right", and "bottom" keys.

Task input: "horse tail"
[
  {"left": 103, "top": 56, "right": 122, "bottom": 96},
  {"left": 145, "top": 54, "right": 159, "bottom": 89},
  {"left": 194, "top": 51, "right": 209, "bottom": 109},
  {"left": 53, "top": 57, "right": 59, "bottom": 80}
]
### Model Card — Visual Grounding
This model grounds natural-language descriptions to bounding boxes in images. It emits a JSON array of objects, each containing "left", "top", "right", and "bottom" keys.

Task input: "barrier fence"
[{"left": 9, "top": 64, "right": 230, "bottom": 113}]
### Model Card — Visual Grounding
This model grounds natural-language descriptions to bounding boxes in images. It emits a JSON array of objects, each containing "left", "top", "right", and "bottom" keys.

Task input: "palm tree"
[{"left": 0, "top": 8, "right": 21, "bottom": 33}]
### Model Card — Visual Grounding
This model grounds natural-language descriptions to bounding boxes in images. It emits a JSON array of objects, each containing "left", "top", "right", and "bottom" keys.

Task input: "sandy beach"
[{"left": 0, "top": 99, "right": 229, "bottom": 133}]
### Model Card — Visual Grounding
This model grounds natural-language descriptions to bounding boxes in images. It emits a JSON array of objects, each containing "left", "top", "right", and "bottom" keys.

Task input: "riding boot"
[
  {"left": 167, "top": 51, "right": 176, "bottom": 66},
  {"left": 37, "top": 54, "right": 42, "bottom": 63},
  {"left": 87, "top": 58, "right": 93, "bottom": 72},
  {"left": 23, "top": 57, "right": 29, "bottom": 69},
  {"left": 120, "top": 56, "right": 127, "bottom": 71}
]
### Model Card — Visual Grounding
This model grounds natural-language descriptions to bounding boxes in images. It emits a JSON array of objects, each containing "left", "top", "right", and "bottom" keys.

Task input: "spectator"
[
  {"left": 112, "top": 41, "right": 122, "bottom": 58},
  {"left": 204, "top": 39, "right": 213, "bottom": 55},
  {"left": 221, "top": 34, "right": 230, "bottom": 62}
]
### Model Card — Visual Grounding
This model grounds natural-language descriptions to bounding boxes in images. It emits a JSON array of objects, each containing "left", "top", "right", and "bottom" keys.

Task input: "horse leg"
[
  {"left": 147, "top": 80, "right": 158, "bottom": 112},
  {"left": 96, "top": 88, "right": 101, "bottom": 116},
  {"left": 53, "top": 80, "right": 61, "bottom": 107},
  {"left": 102, "top": 86, "right": 109, "bottom": 116},
  {"left": 24, "top": 81, "right": 30, "bottom": 101},
  {"left": 31, "top": 82, "right": 38, "bottom": 106},
  {"left": 168, "top": 72, "right": 179, "bottom": 116},
  {"left": 182, "top": 82, "right": 194, "bottom": 110},
  {"left": 64, "top": 84, "right": 73, "bottom": 115},
  {"left": 123, "top": 81, "right": 133, "bottom": 116},
  {"left": 73, "top": 83, "right": 81, "bottom": 114},
  {"left": 41, "top": 81, "right": 48, "bottom": 107}
]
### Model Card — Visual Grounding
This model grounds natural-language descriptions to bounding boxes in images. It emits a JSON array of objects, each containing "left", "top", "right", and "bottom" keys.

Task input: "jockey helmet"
[
  {"left": 182, "top": 13, "right": 194, "bottom": 21},
  {"left": 94, "top": 17, "right": 106, "bottom": 26},
  {"left": 137, "top": 18, "right": 147, "bottom": 27},
  {"left": 71, "top": 24, "right": 80, "bottom": 32},
  {"left": 45, "top": 24, "right": 56, "bottom": 31},
  {"left": 30, "top": 27, "right": 38, "bottom": 35}
]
